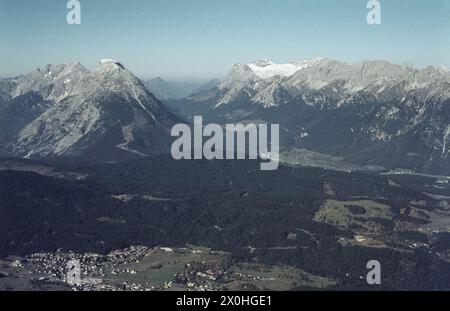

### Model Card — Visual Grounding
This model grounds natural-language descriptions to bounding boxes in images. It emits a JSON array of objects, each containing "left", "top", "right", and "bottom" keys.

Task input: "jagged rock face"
[
  {"left": 173, "top": 58, "right": 450, "bottom": 174},
  {"left": 1, "top": 60, "right": 179, "bottom": 160},
  {"left": 0, "top": 91, "right": 52, "bottom": 144},
  {"left": 200, "top": 58, "right": 450, "bottom": 111},
  {"left": 0, "top": 90, "right": 10, "bottom": 104},
  {"left": 1, "top": 57, "right": 449, "bottom": 173},
  {"left": 0, "top": 78, "right": 18, "bottom": 103},
  {"left": 11, "top": 63, "right": 90, "bottom": 101},
  {"left": 294, "top": 92, "right": 450, "bottom": 174}
]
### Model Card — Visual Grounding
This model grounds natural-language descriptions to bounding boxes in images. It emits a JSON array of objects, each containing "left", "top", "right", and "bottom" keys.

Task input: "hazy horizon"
[
  {"left": 2, "top": 56, "right": 450, "bottom": 83},
  {"left": 1, "top": 0, "right": 449, "bottom": 80}
]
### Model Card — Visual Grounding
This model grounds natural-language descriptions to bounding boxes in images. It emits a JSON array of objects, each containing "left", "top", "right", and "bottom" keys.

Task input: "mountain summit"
[
  {"left": 247, "top": 57, "right": 324, "bottom": 79},
  {"left": 0, "top": 60, "right": 179, "bottom": 160}
]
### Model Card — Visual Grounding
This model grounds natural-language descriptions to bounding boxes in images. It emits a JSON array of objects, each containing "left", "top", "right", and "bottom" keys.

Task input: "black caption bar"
[{"left": 1, "top": 291, "right": 449, "bottom": 311}]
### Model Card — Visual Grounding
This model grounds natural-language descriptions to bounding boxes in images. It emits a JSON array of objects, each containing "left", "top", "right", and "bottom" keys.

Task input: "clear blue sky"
[{"left": 1, "top": 0, "right": 449, "bottom": 80}]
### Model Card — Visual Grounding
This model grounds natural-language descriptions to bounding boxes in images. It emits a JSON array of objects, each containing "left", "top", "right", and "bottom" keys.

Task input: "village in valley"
[{"left": 0, "top": 245, "right": 334, "bottom": 291}]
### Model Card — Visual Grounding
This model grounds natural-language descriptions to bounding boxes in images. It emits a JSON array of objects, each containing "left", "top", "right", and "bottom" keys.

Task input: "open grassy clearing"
[{"left": 314, "top": 199, "right": 393, "bottom": 229}]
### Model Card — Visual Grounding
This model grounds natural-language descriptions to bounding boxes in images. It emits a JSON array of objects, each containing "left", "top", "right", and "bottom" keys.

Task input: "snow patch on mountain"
[
  {"left": 248, "top": 60, "right": 299, "bottom": 79},
  {"left": 247, "top": 57, "right": 324, "bottom": 79},
  {"left": 100, "top": 59, "right": 123, "bottom": 67},
  {"left": 215, "top": 57, "right": 329, "bottom": 108}
]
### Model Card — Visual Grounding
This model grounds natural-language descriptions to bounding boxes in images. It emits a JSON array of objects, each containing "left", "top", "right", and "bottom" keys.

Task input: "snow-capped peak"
[
  {"left": 100, "top": 59, "right": 125, "bottom": 69},
  {"left": 248, "top": 60, "right": 300, "bottom": 79},
  {"left": 100, "top": 58, "right": 121, "bottom": 65},
  {"left": 437, "top": 65, "right": 450, "bottom": 74},
  {"left": 247, "top": 57, "right": 325, "bottom": 79},
  {"left": 12, "top": 60, "right": 176, "bottom": 159}
]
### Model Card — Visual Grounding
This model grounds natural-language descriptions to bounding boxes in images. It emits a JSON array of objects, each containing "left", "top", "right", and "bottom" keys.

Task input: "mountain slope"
[
  {"left": 143, "top": 77, "right": 189, "bottom": 100},
  {"left": 2, "top": 60, "right": 180, "bottom": 160},
  {"left": 0, "top": 91, "right": 52, "bottom": 143},
  {"left": 174, "top": 58, "right": 450, "bottom": 174},
  {"left": 193, "top": 79, "right": 221, "bottom": 93},
  {"left": 0, "top": 77, "right": 18, "bottom": 103}
]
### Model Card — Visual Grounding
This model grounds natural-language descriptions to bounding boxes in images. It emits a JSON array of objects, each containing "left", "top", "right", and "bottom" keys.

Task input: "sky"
[{"left": 0, "top": 0, "right": 449, "bottom": 80}]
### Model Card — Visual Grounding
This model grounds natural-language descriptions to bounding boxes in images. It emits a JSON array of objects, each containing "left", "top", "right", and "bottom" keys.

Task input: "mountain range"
[
  {"left": 1, "top": 57, "right": 449, "bottom": 174},
  {"left": 170, "top": 57, "right": 450, "bottom": 174},
  {"left": 0, "top": 59, "right": 179, "bottom": 160},
  {"left": 1, "top": 57, "right": 450, "bottom": 291}
]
